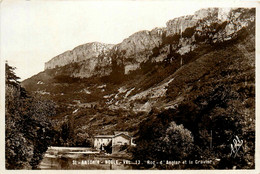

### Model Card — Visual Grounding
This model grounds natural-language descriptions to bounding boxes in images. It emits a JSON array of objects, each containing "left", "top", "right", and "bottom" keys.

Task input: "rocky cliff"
[
  {"left": 44, "top": 42, "right": 114, "bottom": 70},
  {"left": 43, "top": 8, "right": 254, "bottom": 78},
  {"left": 113, "top": 7, "right": 254, "bottom": 74}
]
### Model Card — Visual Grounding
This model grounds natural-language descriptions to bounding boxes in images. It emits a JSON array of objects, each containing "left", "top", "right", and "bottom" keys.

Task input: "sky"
[{"left": 1, "top": 0, "right": 257, "bottom": 80}]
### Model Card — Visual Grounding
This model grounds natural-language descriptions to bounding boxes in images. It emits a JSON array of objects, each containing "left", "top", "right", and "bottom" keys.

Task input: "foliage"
[
  {"left": 182, "top": 26, "right": 196, "bottom": 38},
  {"left": 105, "top": 58, "right": 125, "bottom": 84},
  {"left": 5, "top": 63, "right": 55, "bottom": 169},
  {"left": 161, "top": 122, "right": 194, "bottom": 160},
  {"left": 132, "top": 110, "right": 172, "bottom": 162},
  {"left": 54, "top": 75, "right": 81, "bottom": 83},
  {"left": 132, "top": 109, "right": 194, "bottom": 166},
  {"left": 132, "top": 31, "right": 255, "bottom": 169},
  {"left": 5, "top": 63, "right": 20, "bottom": 87}
]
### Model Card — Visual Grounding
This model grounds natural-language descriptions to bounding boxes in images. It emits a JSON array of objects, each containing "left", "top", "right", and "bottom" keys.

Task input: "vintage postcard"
[{"left": 1, "top": 0, "right": 259, "bottom": 173}]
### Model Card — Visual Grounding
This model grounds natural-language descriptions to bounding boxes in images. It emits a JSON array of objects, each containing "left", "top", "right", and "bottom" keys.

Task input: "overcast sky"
[{"left": 1, "top": 0, "right": 256, "bottom": 80}]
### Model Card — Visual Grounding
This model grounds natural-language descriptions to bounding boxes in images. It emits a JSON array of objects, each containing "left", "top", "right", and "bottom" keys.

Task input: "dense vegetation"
[
  {"left": 132, "top": 32, "right": 255, "bottom": 169},
  {"left": 5, "top": 63, "right": 56, "bottom": 169}
]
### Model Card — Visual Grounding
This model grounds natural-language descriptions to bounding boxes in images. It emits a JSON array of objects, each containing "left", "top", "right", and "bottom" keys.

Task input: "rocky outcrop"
[
  {"left": 71, "top": 56, "right": 112, "bottom": 78},
  {"left": 112, "top": 7, "right": 255, "bottom": 73},
  {"left": 112, "top": 27, "right": 165, "bottom": 74},
  {"left": 44, "top": 8, "right": 255, "bottom": 77},
  {"left": 44, "top": 42, "right": 114, "bottom": 69},
  {"left": 165, "top": 8, "right": 232, "bottom": 37},
  {"left": 165, "top": 8, "right": 255, "bottom": 55}
]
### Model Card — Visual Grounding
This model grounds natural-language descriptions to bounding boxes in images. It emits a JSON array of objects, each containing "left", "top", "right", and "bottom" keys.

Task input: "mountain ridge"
[
  {"left": 45, "top": 42, "right": 114, "bottom": 70},
  {"left": 42, "top": 7, "right": 254, "bottom": 79}
]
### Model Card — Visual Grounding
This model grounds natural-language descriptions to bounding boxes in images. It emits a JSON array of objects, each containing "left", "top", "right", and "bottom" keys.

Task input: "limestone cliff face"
[
  {"left": 44, "top": 42, "right": 114, "bottom": 70},
  {"left": 43, "top": 8, "right": 255, "bottom": 78},
  {"left": 111, "top": 27, "right": 165, "bottom": 74},
  {"left": 71, "top": 56, "right": 112, "bottom": 78},
  {"left": 164, "top": 8, "right": 255, "bottom": 55},
  {"left": 111, "top": 8, "right": 254, "bottom": 74},
  {"left": 166, "top": 8, "right": 232, "bottom": 37}
]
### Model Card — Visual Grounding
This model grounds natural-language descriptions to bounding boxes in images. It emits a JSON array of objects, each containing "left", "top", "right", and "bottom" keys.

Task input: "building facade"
[
  {"left": 93, "top": 131, "right": 135, "bottom": 150},
  {"left": 93, "top": 135, "right": 113, "bottom": 150}
]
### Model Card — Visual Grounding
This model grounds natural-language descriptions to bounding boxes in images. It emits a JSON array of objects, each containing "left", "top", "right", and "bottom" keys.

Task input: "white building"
[
  {"left": 94, "top": 135, "right": 113, "bottom": 150},
  {"left": 93, "top": 131, "right": 135, "bottom": 150}
]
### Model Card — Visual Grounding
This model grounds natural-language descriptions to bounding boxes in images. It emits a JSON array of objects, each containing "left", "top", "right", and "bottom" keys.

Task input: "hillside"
[{"left": 21, "top": 7, "right": 255, "bottom": 168}]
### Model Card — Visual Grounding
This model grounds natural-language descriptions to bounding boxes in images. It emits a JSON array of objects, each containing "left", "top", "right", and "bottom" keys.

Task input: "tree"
[
  {"left": 5, "top": 62, "right": 20, "bottom": 87},
  {"left": 5, "top": 63, "right": 55, "bottom": 169},
  {"left": 161, "top": 122, "right": 194, "bottom": 160}
]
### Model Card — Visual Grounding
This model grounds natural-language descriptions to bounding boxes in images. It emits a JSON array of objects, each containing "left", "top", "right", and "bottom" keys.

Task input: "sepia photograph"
[{"left": 1, "top": 0, "right": 258, "bottom": 171}]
